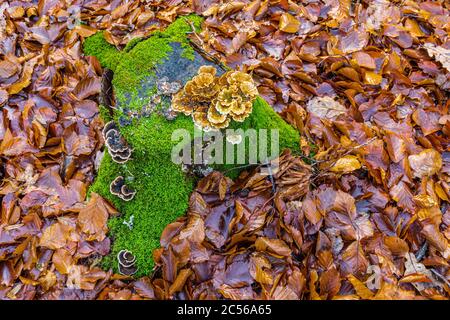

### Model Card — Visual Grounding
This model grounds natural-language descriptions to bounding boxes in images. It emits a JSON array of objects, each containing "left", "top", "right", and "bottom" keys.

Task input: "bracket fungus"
[
  {"left": 172, "top": 66, "right": 258, "bottom": 130},
  {"left": 102, "top": 121, "right": 132, "bottom": 164},
  {"left": 117, "top": 250, "right": 138, "bottom": 276},
  {"left": 110, "top": 176, "right": 136, "bottom": 201}
]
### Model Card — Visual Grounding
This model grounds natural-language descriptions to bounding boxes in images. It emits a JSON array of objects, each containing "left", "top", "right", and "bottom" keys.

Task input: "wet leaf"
[
  {"left": 255, "top": 237, "right": 291, "bottom": 257},
  {"left": 39, "top": 220, "right": 74, "bottom": 250},
  {"left": 347, "top": 274, "right": 373, "bottom": 299},
  {"left": 77, "top": 193, "right": 117, "bottom": 241}
]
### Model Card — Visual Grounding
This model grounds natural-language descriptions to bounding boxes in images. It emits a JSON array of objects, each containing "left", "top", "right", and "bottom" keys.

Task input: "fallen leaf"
[
  {"left": 39, "top": 221, "right": 74, "bottom": 250},
  {"left": 347, "top": 274, "right": 374, "bottom": 299},
  {"left": 330, "top": 155, "right": 361, "bottom": 173},
  {"left": 408, "top": 149, "right": 442, "bottom": 178},
  {"left": 306, "top": 96, "right": 347, "bottom": 120},
  {"left": 255, "top": 237, "right": 291, "bottom": 257},
  {"left": 279, "top": 13, "right": 300, "bottom": 33},
  {"left": 77, "top": 193, "right": 117, "bottom": 241}
]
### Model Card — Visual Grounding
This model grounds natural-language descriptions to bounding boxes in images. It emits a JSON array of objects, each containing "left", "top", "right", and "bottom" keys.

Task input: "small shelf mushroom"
[
  {"left": 102, "top": 121, "right": 132, "bottom": 164},
  {"left": 172, "top": 66, "right": 258, "bottom": 131},
  {"left": 110, "top": 176, "right": 136, "bottom": 201},
  {"left": 117, "top": 250, "right": 138, "bottom": 276}
]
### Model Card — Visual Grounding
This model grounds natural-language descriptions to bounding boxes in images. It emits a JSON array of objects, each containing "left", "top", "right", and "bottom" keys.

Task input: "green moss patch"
[{"left": 84, "top": 15, "right": 300, "bottom": 276}]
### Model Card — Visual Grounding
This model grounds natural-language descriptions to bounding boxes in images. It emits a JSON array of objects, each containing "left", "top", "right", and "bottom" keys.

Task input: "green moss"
[
  {"left": 98, "top": 105, "right": 113, "bottom": 123},
  {"left": 123, "top": 37, "right": 144, "bottom": 53},
  {"left": 84, "top": 14, "right": 203, "bottom": 110},
  {"left": 85, "top": 15, "right": 301, "bottom": 277},
  {"left": 90, "top": 101, "right": 299, "bottom": 276},
  {"left": 83, "top": 32, "right": 122, "bottom": 71},
  {"left": 90, "top": 115, "right": 195, "bottom": 275}
]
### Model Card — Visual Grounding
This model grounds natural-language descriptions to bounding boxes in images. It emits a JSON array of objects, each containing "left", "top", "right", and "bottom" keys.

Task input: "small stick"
[{"left": 431, "top": 269, "right": 450, "bottom": 287}]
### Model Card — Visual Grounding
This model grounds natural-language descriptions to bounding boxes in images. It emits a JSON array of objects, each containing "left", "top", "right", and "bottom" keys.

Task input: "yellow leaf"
[
  {"left": 331, "top": 155, "right": 361, "bottom": 173},
  {"left": 413, "top": 194, "right": 437, "bottom": 208},
  {"left": 169, "top": 269, "right": 192, "bottom": 295},
  {"left": 309, "top": 270, "right": 321, "bottom": 300},
  {"left": 75, "top": 24, "right": 97, "bottom": 38},
  {"left": 347, "top": 274, "right": 374, "bottom": 299},
  {"left": 7, "top": 56, "right": 38, "bottom": 95},
  {"left": 338, "top": 67, "right": 360, "bottom": 82},
  {"left": 364, "top": 71, "right": 382, "bottom": 85},
  {"left": 408, "top": 149, "right": 442, "bottom": 178},
  {"left": 279, "top": 13, "right": 300, "bottom": 33},
  {"left": 404, "top": 18, "right": 425, "bottom": 37}
]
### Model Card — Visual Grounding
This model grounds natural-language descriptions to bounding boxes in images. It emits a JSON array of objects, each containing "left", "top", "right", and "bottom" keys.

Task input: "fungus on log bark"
[
  {"left": 84, "top": 15, "right": 300, "bottom": 276},
  {"left": 117, "top": 250, "right": 137, "bottom": 276},
  {"left": 110, "top": 176, "right": 136, "bottom": 202},
  {"left": 102, "top": 121, "right": 132, "bottom": 164}
]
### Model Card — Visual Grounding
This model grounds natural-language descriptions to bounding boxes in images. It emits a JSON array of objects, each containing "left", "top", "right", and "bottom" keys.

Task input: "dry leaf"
[
  {"left": 330, "top": 155, "right": 361, "bottom": 173},
  {"left": 408, "top": 149, "right": 442, "bottom": 178},
  {"left": 279, "top": 13, "right": 300, "bottom": 33}
]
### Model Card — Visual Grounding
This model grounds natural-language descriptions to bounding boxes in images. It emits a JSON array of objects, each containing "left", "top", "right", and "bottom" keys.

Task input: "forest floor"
[{"left": 0, "top": 0, "right": 449, "bottom": 300}]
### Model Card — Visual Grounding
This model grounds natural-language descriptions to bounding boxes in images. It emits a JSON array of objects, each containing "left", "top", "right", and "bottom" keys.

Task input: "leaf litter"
[{"left": 0, "top": 0, "right": 449, "bottom": 300}]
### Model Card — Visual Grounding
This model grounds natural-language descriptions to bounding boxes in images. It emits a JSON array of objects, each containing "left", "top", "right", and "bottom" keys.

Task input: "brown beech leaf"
[
  {"left": 7, "top": 56, "right": 39, "bottom": 95},
  {"left": 52, "top": 248, "right": 73, "bottom": 274},
  {"left": 408, "top": 149, "right": 442, "bottom": 178},
  {"left": 0, "top": 128, "right": 38, "bottom": 156},
  {"left": 72, "top": 77, "right": 102, "bottom": 100},
  {"left": 74, "top": 24, "right": 97, "bottom": 38},
  {"left": 330, "top": 155, "right": 361, "bottom": 173},
  {"left": 340, "top": 241, "right": 368, "bottom": 275},
  {"left": 169, "top": 269, "right": 192, "bottom": 295},
  {"left": 178, "top": 214, "right": 205, "bottom": 243},
  {"left": 255, "top": 237, "right": 291, "bottom": 257},
  {"left": 383, "top": 236, "right": 409, "bottom": 256},
  {"left": 302, "top": 196, "right": 322, "bottom": 225},
  {"left": 39, "top": 220, "right": 74, "bottom": 250},
  {"left": 319, "top": 266, "right": 341, "bottom": 299},
  {"left": 0, "top": 57, "right": 19, "bottom": 79},
  {"left": 352, "top": 52, "right": 376, "bottom": 70},
  {"left": 339, "top": 28, "right": 369, "bottom": 54},
  {"left": 389, "top": 181, "right": 415, "bottom": 213},
  {"left": 421, "top": 221, "right": 449, "bottom": 255},
  {"left": 347, "top": 274, "right": 374, "bottom": 299},
  {"left": 77, "top": 193, "right": 117, "bottom": 241},
  {"left": 279, "top": 13, "right": 300, "bottom": 33},
  {"left": 306, "top": 96, "right": 346, "bottom": 120}
]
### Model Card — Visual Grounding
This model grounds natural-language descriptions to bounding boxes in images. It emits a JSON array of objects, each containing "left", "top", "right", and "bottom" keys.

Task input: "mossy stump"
[{"left": 84, "top": 15, "right": 300, "bottom": 276}]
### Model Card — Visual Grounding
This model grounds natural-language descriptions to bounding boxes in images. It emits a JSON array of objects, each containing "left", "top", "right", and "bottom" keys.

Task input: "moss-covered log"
[{"left": 83, "top": 15, "right": 300, "bottom": 276}]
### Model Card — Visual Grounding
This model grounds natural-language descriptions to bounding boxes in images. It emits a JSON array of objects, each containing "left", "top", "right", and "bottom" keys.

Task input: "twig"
[
  {"left": 261, "top": 159, "right": 277, "bottom": 195},
  {"left": 223, "top": 163, "right": 257, "bottom": 174},
  {"left": 185, "top": 20, "right": 228, "bottom": 71},
  {"left": 415, "top": 242, "right": 428, "bottom": 261},
  {"left": 431, "top": 269, "right": 450, "bottom": 287}
]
